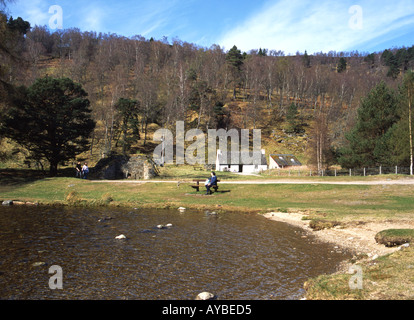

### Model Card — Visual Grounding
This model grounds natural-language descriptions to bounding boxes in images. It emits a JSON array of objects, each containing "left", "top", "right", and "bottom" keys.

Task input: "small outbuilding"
[
  {"left": 269, "top": 154, "right": 302, "bottom": 169},
  {"left": 92, "top": 155, "right": 158, "bottom": 180},
  {"left": 216, "top": 149, "right": 268, "bottom": 173}
]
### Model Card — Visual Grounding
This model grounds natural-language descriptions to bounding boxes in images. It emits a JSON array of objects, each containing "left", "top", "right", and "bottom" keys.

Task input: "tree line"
[
  {"left": 338, "top": 73, "right": 414, "bottom": 175},
  {"left": 1, "top": 11, "right": 414, "bottom": 175}
]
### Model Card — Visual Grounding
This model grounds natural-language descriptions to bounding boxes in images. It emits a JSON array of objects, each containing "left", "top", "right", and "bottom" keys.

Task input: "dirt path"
[
  {"left": 219, "top": 179, "right": 414, "bottom": 185},
  {"left": 93, "top": 178, "right": 414, "bottom": 185}
]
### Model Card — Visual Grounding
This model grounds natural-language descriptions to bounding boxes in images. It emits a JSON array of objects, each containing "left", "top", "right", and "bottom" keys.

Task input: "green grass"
[
  {"left": 1, "top": 176, "right": 414, "bottom": 223},
  {"left": 305, "top": 246, "right": 414, "bottom": 300},
  {"left": 375, "top": 229, "right": 414, "bottom": 247}
]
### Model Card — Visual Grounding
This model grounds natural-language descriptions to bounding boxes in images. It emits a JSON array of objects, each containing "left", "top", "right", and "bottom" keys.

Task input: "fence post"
[
  {"left": 363, "top": 167, "right": 366, "bottom": 177},
  {"left": 335, "top": 169, "right": 337, "bottom": 177},
  {"left": 379, "top": 166, "right": 382, "bottom": 175},
  {"left": 349, "top": 168, "right": 352, "bottom": 176},
  {"left": 395, "top": 166, "right": 398, "bottom": 174}
]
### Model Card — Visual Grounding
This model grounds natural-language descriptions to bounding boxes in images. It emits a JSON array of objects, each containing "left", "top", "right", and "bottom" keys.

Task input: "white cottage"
[
  {"left": 216, "top": 149, "right": 268, "bottom": 173},
  {"left": 269, "top": 154, "right": 302, "bottom": 169}
]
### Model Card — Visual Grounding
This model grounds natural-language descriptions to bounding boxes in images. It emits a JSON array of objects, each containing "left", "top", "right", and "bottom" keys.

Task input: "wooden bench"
[{"left": 191, "top": 179, "right": 220, "bottom": 192}]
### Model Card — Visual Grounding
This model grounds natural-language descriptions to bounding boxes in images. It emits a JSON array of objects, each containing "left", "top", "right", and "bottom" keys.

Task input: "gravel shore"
[{"left": 262, "top": 211, "right": 414, "bottom": 258}]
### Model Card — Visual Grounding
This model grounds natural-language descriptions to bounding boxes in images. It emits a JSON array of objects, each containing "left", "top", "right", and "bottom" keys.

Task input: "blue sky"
[{"left": 5, "top": 0, "right": 414, "bottom": 54}]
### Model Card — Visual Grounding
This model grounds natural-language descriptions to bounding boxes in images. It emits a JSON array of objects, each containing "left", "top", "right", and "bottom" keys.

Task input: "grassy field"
[
  {"left": 1, "top": 167, "right": 414, "bottom": 300},
  {"left": 1, "top": 168, "right": 414, "bottom": 220}
]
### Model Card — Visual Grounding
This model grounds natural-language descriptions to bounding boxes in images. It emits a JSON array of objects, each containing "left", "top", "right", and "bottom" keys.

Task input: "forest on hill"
[{"left": 1, "top": 11, "right": 414, "bottom": 174}]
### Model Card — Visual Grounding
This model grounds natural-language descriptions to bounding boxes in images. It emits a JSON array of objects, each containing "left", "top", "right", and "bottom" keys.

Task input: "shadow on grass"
[
  {"left": 0, "top": 167, "right": 78, "bottom": 189},
  {"left": 185, "top": 189, "right": 231, "bottom": 196},
  {"left": 0, "top": 169, "right": 46, "bottom": 187}
]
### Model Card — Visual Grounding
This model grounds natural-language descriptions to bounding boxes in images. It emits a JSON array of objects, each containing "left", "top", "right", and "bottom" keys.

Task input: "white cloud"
[
  {"left": 217, "top": 0, "right": 414, "bottom": 54},
  {"left": 8, "top": 0, "right": 50, "bottom": 26},
  {"left": 106, "top": 0, "right": 190, "bottom": 38},
  {"left": 77, "top": 5, "right": 107, "bottom": 32}
]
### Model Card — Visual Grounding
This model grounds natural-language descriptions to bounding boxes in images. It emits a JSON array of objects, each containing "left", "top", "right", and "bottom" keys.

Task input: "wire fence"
[{"left": 270, "top": 166, "right": 413, "bottom": 177}]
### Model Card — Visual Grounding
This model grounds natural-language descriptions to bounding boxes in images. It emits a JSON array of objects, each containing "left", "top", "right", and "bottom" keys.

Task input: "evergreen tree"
[
  {"left": 381, "top": 49, "right": 399, "bottom": 78},
  {"left": 388, "top": 72, "right": 414, "bottom": 171},
  {"left": 396, "top": 48, "right": 409, "bottom": 71},
  {"left": 0, "top": 77, "right": 96, "bottom": 176},
  {"left": 0, "top": 14, "right": 30, "bottom": 105},
  {"left": 364, "top": 53, "right": 375, "bottom": 68},
  {"left": 303, "top": 50, "right": 311, "bottom": 68},
  {"left": 337, "top": 57, "right": 347, "bottom": 73},
  {"left": 213, "top": 101, "right": 230, "bottom": 129},
  {"left": 115, "top": 98, "right": 140, "bottom": 155},
  {"left": 226, "top": 45, "right": 243, "bottom": 70},
  {"left": 286, "top": 103, "right": 300, "bottom": 133},
  {"left": 7, "top": 16, "right": 30, "bottom": 35},
  {"left": 226, "top": 45, "right": 244, "bottom": 99},
  {"left": 338, "top": 82, "right": 399, "bottom": 168},
  {"left": 258, "top": 48, "right": 267, "bottom": 56}
]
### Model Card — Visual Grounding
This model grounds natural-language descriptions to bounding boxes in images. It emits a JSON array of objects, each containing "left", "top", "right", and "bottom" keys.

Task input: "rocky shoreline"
[{"left": 262, "top": 211, "right": 413, "bottom": 260}]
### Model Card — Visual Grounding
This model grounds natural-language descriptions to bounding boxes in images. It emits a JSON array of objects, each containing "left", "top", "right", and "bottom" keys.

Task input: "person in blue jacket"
[{"left": 205, "top": 171, "right": 217, "bottom": 195}]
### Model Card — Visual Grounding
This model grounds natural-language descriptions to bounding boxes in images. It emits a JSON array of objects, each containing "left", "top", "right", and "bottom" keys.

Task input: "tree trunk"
[{"left": 49, "top": 160, "right": 58, "bottom": 177}]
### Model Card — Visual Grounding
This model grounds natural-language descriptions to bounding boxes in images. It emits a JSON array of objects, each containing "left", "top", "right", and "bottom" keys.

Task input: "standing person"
[
  {"left": 75, "top": 161, "right": 82, "bottom": 178},
  {"left": 82, "top": 162, "right": 89, "bottom": 179},
  {"left": 205, "top": 171, "right": 217, "bottom": 195}
]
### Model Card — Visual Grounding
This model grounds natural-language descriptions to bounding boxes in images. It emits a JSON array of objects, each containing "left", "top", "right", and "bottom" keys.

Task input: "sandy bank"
[{"left": 262, "top": 211, "right": 414, "bottom": 258}]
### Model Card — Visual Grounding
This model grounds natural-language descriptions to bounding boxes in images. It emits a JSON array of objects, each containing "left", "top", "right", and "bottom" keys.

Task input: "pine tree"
[
  {"left": 226, "top": 45, "right": 244, "bottom": 99},
  {"left": 338, "top": 82, "right": 399, "bottom": 168},
  {"left": 226, "top": 45, "right": 243, "bottom": 71},
  {"left": 0, "top": 77, "right": 96, "bottom": 176},
  {"left": 337, "top": 57, "right": 347, "bottom": 73},
  {"left": 115, "top": 98, "right": 140, "bottom": 155},
  {"left": 286, "top": 103, "right": 299, "bottom": 133},
  {"left": 303, "top": 50, "right": 311, "bottom": 68},
  {"left": 389, "top": 72, "right": 414, "bottom": 171},
  {"left": 381, "top": 50, "right": 399, "bottom": 78}
]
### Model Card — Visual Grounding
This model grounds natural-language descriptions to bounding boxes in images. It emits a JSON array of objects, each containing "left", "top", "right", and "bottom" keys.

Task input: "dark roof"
[
  {"left": 217, "top": 150, "right": 267, "bottom": 165},
  {"left": 270, "top": 154, "right": 302, "bottom": 167}
]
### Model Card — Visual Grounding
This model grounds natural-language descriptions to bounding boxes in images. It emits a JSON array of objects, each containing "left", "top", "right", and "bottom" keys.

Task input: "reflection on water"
[{"left": 0, "top": 206, "right": 351, "bottom": 300}]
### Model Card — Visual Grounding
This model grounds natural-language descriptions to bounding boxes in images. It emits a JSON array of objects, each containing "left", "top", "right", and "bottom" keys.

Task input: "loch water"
[{"left": 0, "top": 206, "right": 352, "bottom": 300}]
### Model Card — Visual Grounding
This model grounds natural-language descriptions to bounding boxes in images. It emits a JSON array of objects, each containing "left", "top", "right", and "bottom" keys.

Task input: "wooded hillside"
[{"left": 1, "top": 13, "right": 414, "bottom": 171}]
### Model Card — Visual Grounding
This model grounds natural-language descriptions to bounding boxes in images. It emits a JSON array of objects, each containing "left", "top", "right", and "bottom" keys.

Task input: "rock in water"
[
  {"left": 196, "top": 292, "right": 215, "bottom": 300},
  {"left": 98, "top": 216, "right": 114, "bottom": 222},
  {"left": 32, "top": 262, "right": 46, "bottom": 267},
  {"left": 115, "top": 234, "right": 127, "bottom": 239},
  {"left": 2, "top": 200, "right": 13, "bottom": 206}
]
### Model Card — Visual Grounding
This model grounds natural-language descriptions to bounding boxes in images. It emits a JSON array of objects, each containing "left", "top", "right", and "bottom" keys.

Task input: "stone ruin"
[{"left": 91, "top": 154, "right": 158, "bottom": 180}]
